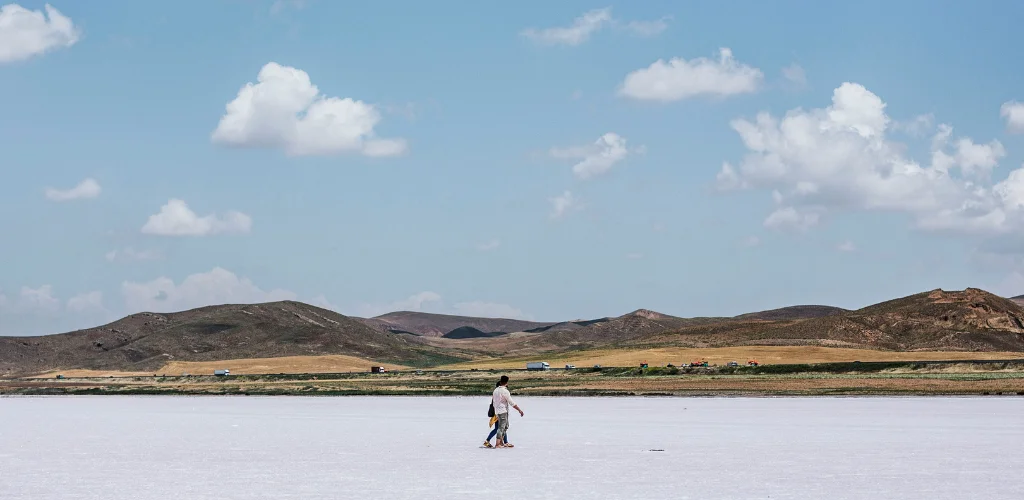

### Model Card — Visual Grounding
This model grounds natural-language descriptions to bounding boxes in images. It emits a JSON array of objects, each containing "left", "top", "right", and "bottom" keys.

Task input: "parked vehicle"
[
  {"left": 727, "top": 361, "right": 739, "bottom": 367},
  {"left": 565, "top": 364, "right": 576, "bottom": 369}
]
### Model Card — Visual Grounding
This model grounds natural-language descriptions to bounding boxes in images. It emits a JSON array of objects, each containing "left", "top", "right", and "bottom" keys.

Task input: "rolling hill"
[
  {"left": 2, "top": 288, "right": 1023, "bottom": 376},
  {"left": 635, "top": 288, "right": 1024, "bottom": 352},
  {"left": 1011, "top": 295, "right": 1024, "bottom": 307},
  {"left": 355, "top": 311, "right": 553, "bottom": 337},
  {"left": 0, "top": 301, "right": 465, "bottom": 376}
]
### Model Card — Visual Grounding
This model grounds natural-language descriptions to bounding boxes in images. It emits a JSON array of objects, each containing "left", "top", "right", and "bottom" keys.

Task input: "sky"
[{"left": 2, "top": 0, "right": 1024, "bottom": 335}]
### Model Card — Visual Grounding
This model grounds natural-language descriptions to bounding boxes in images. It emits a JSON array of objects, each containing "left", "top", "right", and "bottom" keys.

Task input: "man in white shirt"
[{"left": 491, "top": 375, "right": 524, "bottom": 448}]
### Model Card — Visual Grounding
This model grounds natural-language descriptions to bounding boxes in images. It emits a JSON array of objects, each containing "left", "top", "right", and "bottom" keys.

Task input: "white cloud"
[
  {"left": 0, "top": 3, "right": 79, "bottom": 64},
  {"left": 549, "top": 190, "right": 578, "bottom": 219},
  {"left": 892, "top": 113, "right": 935, "bottom": 137},
  {"left": 67, "top": 290, "right": 104, "bottom": 313},
  {"left": 763, "top": 206, "right": 820, "bottom": 232},
  {"left": 452, "top": 301, "right": 530, "bottom": 320},
  {"left": 477, "top": 239, "right": 500, "bottom": 251},
  {"left": 44, "top": 178, "right": 100, "bottom": 201},
  {"left": 1, "top": 285, "right": 111, "bottom": 335},
  {"left": 718, "top": 82, "right": 1023, "bottom": 238},
  {"left": 269, "top": 0, "right": 305, "bottom": 15},
  {"left": 308, "top": 294, "right": 338, "bottom": 311},
  {"left": 620, "top": 48, "right": 763, "bottom": 102},
  {"left": 551, "top": 133, "right": 630, "bottom": 179},
  {"left": 211, "top": 62, "right": 406, "bottom": 157},
  {"left": 1001, "top": 101, "right": 1024, "bottom": 133},
  {"left": 121, "top": 267, "right": 297, "bottom": 314},
  {"left": 521, "top": 8, "right": 669, "bottom": 46},
  {"left": 521, "top": 7, "right": 612, "bottom": 46},
  {"left": 354, "top": 291, "right": 442, "bottom": 318},
  {"left": 3, "top": 285, "right": 60, "bottom": 313},
  {"left": 141, "top": 199, "right": 252, "bottom": 237},
  {"left": 837, "top": 241, "right": 857, "bottom": 253},
  {"left": 106, "top": 247, "right": 162, "bottom": 262},
  {"left": 781, "top": 64, "right": 806, "bottom": 87},
  {"left": 625, "top": 17, "right": 670, "bottom": 37}
]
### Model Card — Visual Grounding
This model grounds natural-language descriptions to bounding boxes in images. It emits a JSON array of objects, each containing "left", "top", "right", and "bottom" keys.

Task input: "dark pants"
[{"left": 487, "top": 427, "right": 509, "bottom": 443}]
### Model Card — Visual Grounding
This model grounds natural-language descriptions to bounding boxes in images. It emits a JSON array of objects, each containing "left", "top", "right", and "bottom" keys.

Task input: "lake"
[{"left": 1, "top": 396, "right": 1021, "bottom": 499}]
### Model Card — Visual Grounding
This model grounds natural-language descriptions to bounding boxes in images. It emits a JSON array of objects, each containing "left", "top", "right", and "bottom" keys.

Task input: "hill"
[
  {"left": 638, "top": 288, "right": 1024, "bottom": 352},
  {"left": 356, "top": 311, "right": 553, "bottom": 337},
  {"left": 0, "top": 301, "right": 464, "bottom": 376},
  {"left": 734, "top": 305, "right": 848, "bottom": 321},
  {"left": 1011, "top": 295, "right": 1024, "bottom": 307}
]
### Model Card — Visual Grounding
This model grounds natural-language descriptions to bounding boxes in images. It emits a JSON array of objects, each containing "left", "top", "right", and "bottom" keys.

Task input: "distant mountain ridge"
[
  {"left": 354, "top": 311, "right": 554, "bottom": 337},
  {"left": 3, "top": 288, "right": 1023, "bottom": 375}
]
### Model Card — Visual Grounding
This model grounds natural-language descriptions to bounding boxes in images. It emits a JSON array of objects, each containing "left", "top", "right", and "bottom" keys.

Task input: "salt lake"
[{"left": 1, "top": 396, "right": 1021, "bottom": 499}]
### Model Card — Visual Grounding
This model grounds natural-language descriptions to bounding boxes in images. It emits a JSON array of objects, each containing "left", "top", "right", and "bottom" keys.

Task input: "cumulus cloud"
[
  {"left": 549, "top": 190, "right": 578, "bottom": 219},
  {"left": 551, "top": 133, "right": 630, "bottom": 179},
  {"left": 1, "top": 285, "right": 60, "bottom": 313},
  {"left": 105, "top": 247, "right": 161, "bottom": 262},
  {"left": 211, "top": 62, "right": 406, "bottom": 157},
  {"left": 452, "top": 301, "right": 530, "bottom": 320},
  {"left": 763, "top": 206, "right": 820, "bottom": 232},
  {"left": 0, "top": 3, "right": 79, "bottom": 63},
  {"left": 44, "top": 178, "right": 100, "bottom": 201},
  {"left": 1002, "top": 101, "right": 1024, "bottom": 133},
  {"left": 1, "top": 285, "right": 110, "bottom": 335},
  {"left": 354, "top": 291, "right": 442, "bottom": 318},
  {"left": 521, "top": 7, "right": 612, "bottom": 46},
  {"left": 121, "top": 267, "right": 297, "bottom": 314},
  {"left": 67, "top": 290, "right": 104, "bottom": 313},
  {"left": 717, "top": 82, "right": 1023, "bottom": 239},
  {"left": 141, "top": 199, "right": 252, "bottom": 237},
  {"left": 781, "top": 63, "right": 806, "bottom": 87},
  {"left": 620, "top": 48, "right": 763, "bottom": 101},
  {"left": 892, "top": 114, "right": 935, "bottom": 137}
]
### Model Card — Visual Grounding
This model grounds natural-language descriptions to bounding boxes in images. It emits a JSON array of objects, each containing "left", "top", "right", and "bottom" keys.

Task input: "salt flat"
[{"left": 0, "top": 396, "right": 1021, "bottom": 499}]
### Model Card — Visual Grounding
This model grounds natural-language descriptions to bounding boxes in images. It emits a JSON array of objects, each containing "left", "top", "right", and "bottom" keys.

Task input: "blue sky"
[{"left": 2, "top": 0, "right": 1024, "bottom": 335}]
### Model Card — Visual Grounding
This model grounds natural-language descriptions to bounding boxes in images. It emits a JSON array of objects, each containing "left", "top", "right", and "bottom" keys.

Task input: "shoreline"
[{"left": 4, "top": 360, "right": 1024, "bottom": 397}]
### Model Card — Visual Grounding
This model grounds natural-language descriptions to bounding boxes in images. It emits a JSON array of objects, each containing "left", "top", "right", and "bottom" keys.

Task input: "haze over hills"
[
  {"left": 1, "top": 288, "right": 1023, "bottom": 376},
  {"left": 354, "top": 311, "right": 553, "bottom": 337},
  {"left": 1012, "top": 295, "right": 1024, "bottom": 307}
]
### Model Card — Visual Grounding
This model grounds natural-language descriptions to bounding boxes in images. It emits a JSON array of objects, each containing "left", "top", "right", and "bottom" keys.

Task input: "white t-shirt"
[{"left": 492, "top": 385, "right": 516, "bottom": 414}]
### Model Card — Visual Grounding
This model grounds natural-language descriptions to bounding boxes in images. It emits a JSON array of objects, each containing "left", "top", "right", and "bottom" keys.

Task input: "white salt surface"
[{"left": 1, "top": 396, "right": 1022, "bottom": 499}]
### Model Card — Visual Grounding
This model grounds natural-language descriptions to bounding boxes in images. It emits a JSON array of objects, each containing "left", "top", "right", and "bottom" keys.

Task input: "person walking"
[
  {"left": 491, "top": 375, "right": 523, "bottom": 448},
  {"left": 483, "top": 381, "right": 511, "bottom": 448}
]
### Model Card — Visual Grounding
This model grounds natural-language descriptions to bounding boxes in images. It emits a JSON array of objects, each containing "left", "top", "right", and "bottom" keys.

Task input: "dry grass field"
[
  {"left": 157, "top": 355, "right": 408, "bottom": 375},
  {"left": 438, "top": 346, "right": 1024, "bottom": 370}
]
